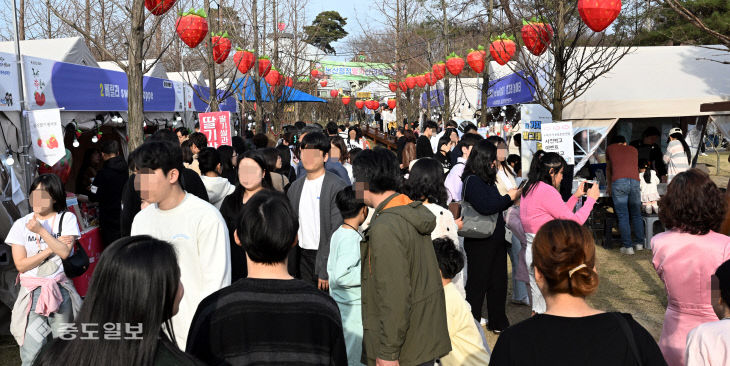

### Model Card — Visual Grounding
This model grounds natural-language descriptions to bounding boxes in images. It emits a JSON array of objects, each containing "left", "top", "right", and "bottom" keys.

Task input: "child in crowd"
[
  {"left": 327, "top": 186, "right": 368, "bottom": 365},
  {"left": 432, "top": 237, "right": 491, "bottom": 366},
  {"left": 685, "top": 258, "right": 730, "bottom": 366},
  {"left": 639, "top": 159, "right": 660, "bottom": 214}
]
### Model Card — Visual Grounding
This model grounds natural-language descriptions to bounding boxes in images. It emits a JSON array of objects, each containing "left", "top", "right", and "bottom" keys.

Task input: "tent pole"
[{"left": 12, "top": 0, "right": 33, "bottom": 193}]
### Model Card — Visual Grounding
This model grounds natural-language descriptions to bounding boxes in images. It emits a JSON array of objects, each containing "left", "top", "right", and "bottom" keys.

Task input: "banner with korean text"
[{"left": 199, "top": 111, "right": 232, "bottom": 148}]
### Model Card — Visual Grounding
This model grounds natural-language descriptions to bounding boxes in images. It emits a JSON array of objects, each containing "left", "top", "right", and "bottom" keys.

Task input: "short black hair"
[
  {"left": 30, "top": 174, "right": 67, "bottom": 213},
  {"left": 174, "top": 127, "right": 189, "bottom": 137},
  {"left": 301, "top": 124, "right": 323, "bottom": 137},
  {"left": 716, "top": 259, "right": 730, "bottom": 306},
  {"left": 610, "top": 135, "right": 627, "bottom": 144},
  {"left": 101, "top": 140, "right": 120, "bottom": 155},
  {"left": 294, "top": 121, "right": 306, "bottom": 131},
  {"left": 326, "top": 122, "right": 339, "bottom": 135},
  {"left": 194, "top": 122, "right": 200, "bottom": 130},
  {"left": 300, "top": 131, "right": 331, "bottom": 154},
  {"left": 642, "top": 126, "right": 661, "bottom": 138},
  {"left": 507, "top": 154, "right": 521, "bottom": 172},
  {"left": 189, "top": 132, "right": 208, "bottom": 150},
  {"left": 338, "top": 125, "right": 346, "bottom": 132},
  {"left": 150, "top": 129, "right": 179, "bottom": 145},
  {"left": 232, "top": 136, "right": 247, "bottom": 155},
  {"left": 432, "top": 237, "right": 464, "bottom": 280},
  {"left": 236, "top": 190, "right": 298, "bottom": 264},
  {"left": 253, "top": 133, "right": 270, "bottom": 149},
  {"left": 133, "top": 140, "right": 183, "bottom": 178},
  {"left": 424, "top": 120, "right": 438, "bottom": 132},
  {"left": 457, "top": 133, "right": 484, "bottom": 153},
  {"left": 335, "top": 186, "right": 366, "bottom": 219},
  {"left": 197, "top": 147, "right": 221, "bottom": 175},
  {"left": 463, "top": 122, "right": 478, "bottom": 133},
  {"left": 446, "top": 120, "right": 458, "bottom": 129},
  {"left": 352, "top": 148, "right": 400, "bottom": 193}
]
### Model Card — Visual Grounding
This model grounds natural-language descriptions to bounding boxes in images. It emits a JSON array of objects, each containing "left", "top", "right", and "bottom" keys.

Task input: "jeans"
[
  {"left": 611, "top": 178, "right": 645, "bottom": 248},
  {"left": 20, "top": 286, "right": 73, "bottom": 366},
  {"left": 507, "top": 235, "right": 529, "bottom": 303}
]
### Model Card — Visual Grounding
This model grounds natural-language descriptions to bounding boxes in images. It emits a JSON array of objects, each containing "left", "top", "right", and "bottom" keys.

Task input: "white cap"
[{"left": 669, "top": 127, "right": 683, "bottom": 136}]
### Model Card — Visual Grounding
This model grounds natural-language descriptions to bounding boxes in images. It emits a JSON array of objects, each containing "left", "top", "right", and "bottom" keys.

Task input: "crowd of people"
[{"left": 4, "top": 119, "right": 730, "bottom": 366}]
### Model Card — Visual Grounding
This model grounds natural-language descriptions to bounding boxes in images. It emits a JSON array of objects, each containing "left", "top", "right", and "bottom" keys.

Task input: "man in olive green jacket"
[{"left": 353, "top": 148, "right": 451, "bottom": 366}]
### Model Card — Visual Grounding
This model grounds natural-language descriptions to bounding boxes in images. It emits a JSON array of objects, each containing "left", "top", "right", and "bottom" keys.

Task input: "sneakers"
[
  {"left": 620, "top": 247, "right": 635, "bottom": 255},
  {"left": 635, "top": 244, "right": 644, "bottom": 251}
]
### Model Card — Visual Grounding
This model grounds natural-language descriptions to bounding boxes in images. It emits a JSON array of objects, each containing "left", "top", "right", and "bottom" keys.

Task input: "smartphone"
[
  {"left": 584, "top": 180, "right": 594, "bottom": 191},
  {"left": 448, "top": 202, "right": 462, "bottom": 219}
]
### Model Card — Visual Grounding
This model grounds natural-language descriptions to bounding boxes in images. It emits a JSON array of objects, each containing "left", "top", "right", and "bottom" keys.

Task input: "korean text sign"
[{"left": 199, "top": 111, "right": 232, "bottom": 148}]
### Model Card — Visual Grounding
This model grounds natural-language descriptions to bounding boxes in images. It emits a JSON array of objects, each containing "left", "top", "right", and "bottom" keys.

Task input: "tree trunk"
[
  {"left": 552, "top": 0, "right": 566, "bottom": 121},
  {"left": 479, "top": 0, "right": 493, "bottom": 126},
  {"left": 18, "top": 0, "right": 25, "bottom": 40},
  {"left": 441, "top": 0, "right": 450, "bottom": 122},
  {"left": 395, "top": 0, "right": 403, "bottom": 126},
  {"left": 126, "top": 0, "right": 146, "bottom": 152},
  {"left": 85, "top": 0, "right": 91, "bottom": 43},
  {"left": 204, "top": 0, "right": 219, "bottom": 111},
  {"left": 252, "top": 0, "right": 264, "bottom": 132}
]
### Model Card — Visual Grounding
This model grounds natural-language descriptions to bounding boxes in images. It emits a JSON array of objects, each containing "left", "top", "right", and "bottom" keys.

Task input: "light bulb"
[
  {"left": 143, "top": 121, "right": 147, "bottom": 128},
  {"left": 91, "top": 136, "right": 98, "bottom": 143},
  {"left": 5, "top": 156, "right": 14, "bottom": 166},
  {"left": 73, "top": 139, "right": 80, "bottom": 148},
  {"left": 173, "top": 121, "right": 178, "bottom": 126},
  {"left": 176, "top": 116, "right": 182, "bottom": 121}
]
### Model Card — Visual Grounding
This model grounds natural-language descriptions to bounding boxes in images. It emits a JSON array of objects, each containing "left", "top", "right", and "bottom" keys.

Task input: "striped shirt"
[
  {"left": 663, "top": 140, "right": 690, "bottom": 182},
  {"left": 186, "top": 278, "right": 347, "bottom": 365}
]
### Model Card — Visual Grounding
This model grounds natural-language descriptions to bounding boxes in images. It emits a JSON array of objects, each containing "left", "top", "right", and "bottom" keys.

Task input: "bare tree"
[{"left": 664, "top": 0, "right": 730, "bottom": 49}]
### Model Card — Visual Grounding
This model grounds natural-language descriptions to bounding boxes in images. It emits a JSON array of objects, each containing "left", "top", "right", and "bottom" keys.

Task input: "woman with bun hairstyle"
[{"left": 490, "top": 220, "right": 666, "bottom": 366}]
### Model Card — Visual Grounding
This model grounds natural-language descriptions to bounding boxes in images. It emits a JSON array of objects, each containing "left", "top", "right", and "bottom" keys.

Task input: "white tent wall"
[
  {"left": 99, "top": 60, "right": 169, "bottom": 79},
  {"left": 0, "top": 37, "right": 98, "bottom": 67}
]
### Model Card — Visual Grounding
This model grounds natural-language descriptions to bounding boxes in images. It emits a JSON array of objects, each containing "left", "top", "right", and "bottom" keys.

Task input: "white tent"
[
  {"left": 0, "top": 37, "right": 98, "bottom": 67},
  {"left": 99, "top": 59, "right": 168, "bottom": 79}
]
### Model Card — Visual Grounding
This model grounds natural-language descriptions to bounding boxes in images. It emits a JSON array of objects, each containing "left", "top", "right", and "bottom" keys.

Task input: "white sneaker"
[
  {"left": 635, "top": 244, "right": 644, "bottom": 251},
  {"left": 480, "top": 318, "right": 488, "bottom": 326},
  {"left": 620, "top": 247, "right": 635, "bottom": 255},
  {"left": 700, "top": 152, "right": 708, "bottom": 156}
]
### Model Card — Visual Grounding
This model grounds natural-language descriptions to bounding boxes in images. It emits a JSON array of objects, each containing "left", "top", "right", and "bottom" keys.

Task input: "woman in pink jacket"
[{"left": 652, "top": 169, "right": 730, "bottom": 366}]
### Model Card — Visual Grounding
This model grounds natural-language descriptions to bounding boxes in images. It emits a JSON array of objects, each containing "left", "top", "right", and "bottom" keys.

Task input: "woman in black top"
[
  {"left": 489, "top": 220, "right": 666, "bottom": 366},
  {"left": 219, "top": 150, "right": 272, "bottom": 281},
  {"left": 462, "top": 140, "right": 520, "bottom": 332},
  {"left": 435, "top": 133, "right": 455, "bottom": 173}
]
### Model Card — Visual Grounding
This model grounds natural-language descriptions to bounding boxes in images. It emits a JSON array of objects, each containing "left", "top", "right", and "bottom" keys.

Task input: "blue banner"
[{"left": 485, "top": 71, "right": 535, "bottom": 107}]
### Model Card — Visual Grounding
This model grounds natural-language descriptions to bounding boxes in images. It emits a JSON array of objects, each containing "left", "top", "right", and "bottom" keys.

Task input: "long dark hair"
[
  {"left": 462, "top": 139, "right": 498, "bottom": 185},
  {"left": 522, "top": 151, "right": 566, "bottom": 197},
  {"left": 33, "top": 236, "right": 189, "bottom": 366},
  {"left": 639, "top": 159, "right": 652, "bottom": 184},
  {"left": 487, "top": 135, "right": 515, "bottom": 177},
  {"left": 402, "top": 158, "right": 448, "bottom": 207},
  {"left": 347, "top": 126, "right": 362, "bottom": 144},
  {"left": 228, "top": 150, "right": 273, "bottom": 205},
  {"left": 217, "top": 145, "right": 237, "bottom": 184},
  {"left": 669, "top": 131, "right": 692, "bottom": 164}
]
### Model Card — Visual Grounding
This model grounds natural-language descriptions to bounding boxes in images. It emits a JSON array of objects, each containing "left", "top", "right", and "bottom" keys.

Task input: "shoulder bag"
[
  {"left": 58, "top": 211, "right": 90, "bottom": 278},
  {"left": 457, "top": 175, "right": 499, "bottom": 239}
]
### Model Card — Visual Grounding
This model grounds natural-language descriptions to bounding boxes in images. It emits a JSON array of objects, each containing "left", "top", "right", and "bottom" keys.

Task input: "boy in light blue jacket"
[{"left": 327, "top": 186, "right": 368, "bottom": 365}]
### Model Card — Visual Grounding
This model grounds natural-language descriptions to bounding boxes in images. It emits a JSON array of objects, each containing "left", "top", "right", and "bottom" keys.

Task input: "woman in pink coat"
[{"left": 652, "top": 169, "right": 730, "bottom": 366}]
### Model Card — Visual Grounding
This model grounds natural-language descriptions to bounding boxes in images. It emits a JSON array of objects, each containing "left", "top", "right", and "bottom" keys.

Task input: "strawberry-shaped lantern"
[
  {"left": 341, "top": 96, "right": 351, "bottom": 105},
  {"left": 176, "top": 9, "right": 208, "bottom": 48},
  {"left": 285, "top": 77, "right": 294, "bottom": 87},
  {"left": 425, "top": 73, "right": 436, "bottom": 86},
  {"left": 467, "top": 46, "right": 486, "bottom": 73},
  {"left": 489, "top": 34, "right": 517, "bottom": 65},
  {"left": 432, "top": 62, "right": 446, "bottom": 80},
  {"left": 145, "top": 0, "right": 176, "bottom": 16},
  {"left": 399, "top": 81, "right": 408, "bottom": 92},
  {"left": 320, "top": 80, "right": 328, "bottom": 87},
  {"left": 416, "top": 74, "right": 427, "bottom": 88},
  {"left": 211, "top": 32, "right": 231, "bottom": 64},
  {"left": 258, "top": 56, "right": 272, "bottom": 77},
  {"left": 388, "top": 81, "right": 398, "bottom": 92},
  {"left": 521, "top": 18, "right": 553, "bottom": 56},
  {"left": 330, "top": 89, "right": 339, "bottom": 98},
  {"left": 405, "top": 75, "right": 417, "bottom": 90},
  {"left": 311, "top": 69, "right": 322, "bottom": 79},
  {"left": 265, "top": 67, "right": 282, "bottom": 86},
  {"left": 387, "top": 99, "right": 396, "bottom": 109},
  {"left": 578, "top": 0, "right": 622, "bottom": 32},
  {"left": 355, "top": 100, "right": 365, "bottom": 110},
  {"left": 233, "top": 48, "right": 255, "bottom": 74},
  {"left": 445, "top": 53, "right": 465, "bottom": 76}
]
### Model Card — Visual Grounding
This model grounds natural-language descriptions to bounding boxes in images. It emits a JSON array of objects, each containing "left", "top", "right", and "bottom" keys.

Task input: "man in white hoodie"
[
  {"left": 197, "top": 147, "right": 236, "bottom": 209},
  {"left": 131, "top": 140, "right": 231, "bottom": 347}
]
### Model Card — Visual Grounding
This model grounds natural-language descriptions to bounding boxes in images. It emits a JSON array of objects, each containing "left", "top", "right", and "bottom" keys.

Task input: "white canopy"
[
  {"left": 0, "top": 37, "right": 98, "bottom": 67},
  {"left": 99, "top": 59, "right": 168, "bottom": 79},
  {"left": 563, "top": 45, "right": 730, "bottom": 120}
]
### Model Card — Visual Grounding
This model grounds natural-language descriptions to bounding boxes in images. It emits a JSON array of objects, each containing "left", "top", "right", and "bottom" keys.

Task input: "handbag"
[
  {"left": 457, "top": 175, "right": 499, "bottom": 239},
  {"left": 58, "top": 211, "right": 90, "bottom": 278}
]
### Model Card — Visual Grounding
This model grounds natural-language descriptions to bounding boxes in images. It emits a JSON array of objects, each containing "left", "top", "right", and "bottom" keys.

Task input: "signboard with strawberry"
[
  {"left": 445, "top": 53, "right": 465, "bottom": 76},
  {"left": 489, "top": 34, "right": 517, "bottom": 65},
  {"left": 578, "top": 0, "right": 622, "bottom": 32},
  {"left": 176, "top": 9, "right": 209, "bottom": 48},
  {"left": 212, "top": 32, "right": 231, "bottom": 64},
  {"left": 521, "top": 18, "right": 553, "bottom": 56},
  {"left": 467, "top": 46, "right": 486, "bottom": 73},
  {"left": 28, "top": 108, "right": 65, "bottom": 166}
]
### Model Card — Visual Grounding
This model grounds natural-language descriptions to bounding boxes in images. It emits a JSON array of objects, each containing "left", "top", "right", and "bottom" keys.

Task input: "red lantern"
[
  {"left": 285, "top": 77, "right": 294, "bottom": 87},
  {"left": 445, "top": 53, "right": 465, "bottom": 76},
  {"left": 330, "top": 89, "right": 339, "bottom": 98},
  {"left": 311, "top": 69, "right": 321, "bottom": 79},
  {"left": 233, "top": 48, "right": 255, "bottom": 74},
  {"left": 145, "top": 0, "right": 176, "bottom": 15},
  {"left": 399, "top": 81, "right": 408, "bottom": 92},
  {"left": 578, "top": 0, "right": 622, "bottom": 32},
  {"left": 265, "top": 68, "right": 282, "bottom": 86},
  {"left": 320, "top": 80, "right": 328, "bottom": 87},
  {"left": 387, "top": 99, "right": 396, "bottom": 109},
  {"left": 489, "top": 36, "right": 517, "bottom": 65},
  {"left": 416, "top": 74, "right": 427, "bottom": 88},
  {"left": 342, "top": 96, "right": 351, "bottom": 105},
  {"left": 258, "top": 57, "right": 272, "bottom": 77},
  {"left": 405, "top": 75, "right": 417, "bottom": 89},
  {"left": 521, "top": 20, "right": 553, "bottom": 56},
  {"left": 389, "top": 81, "right": 398, "bottom": 92},
  {"left": 432, "top": 62, "right": 446, "bottom": 80},
  {"left": 425, "top": 73, "right": 436, "bottom": 86},
  {"left": 355, "top": 100, "right": 365, "bottom": 109},
  {"left": 466, "top": 48, "right": 485, "bottom": 73}
]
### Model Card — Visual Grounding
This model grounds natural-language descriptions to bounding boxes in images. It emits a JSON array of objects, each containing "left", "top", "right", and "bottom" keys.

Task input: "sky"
[{"left": 307, "top": 0, "right": 378, "bottom": 61}]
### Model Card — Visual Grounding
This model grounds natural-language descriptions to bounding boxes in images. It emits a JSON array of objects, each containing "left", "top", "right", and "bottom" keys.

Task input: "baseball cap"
[{"left": 669, "top": 127, "right": 683, "bottom": 136}]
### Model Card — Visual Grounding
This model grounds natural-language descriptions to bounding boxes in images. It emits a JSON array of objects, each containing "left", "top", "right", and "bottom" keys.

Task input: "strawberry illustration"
[
  {"left": 175, "top": 9, "right": 209, "bottom": 48},
  {"left": 389, "top": 81, "right": 397, "bottom": 92},
  {"left": 47, "top": 136, "right": 58, "bottom": 149},
  {"left": 233, "top": 48, "right": 255, "bottom": 74},
  {"left": 445, "top": 53, "right": 465, "bottom": 76},
  {"left": 265, "top": 67, "right": 282, "bottom": 86},
  {"left": 416, "top": 74, "right": 427, "bottom": 88},
  {"left": 467, "top": 46, "right": 486, "bottom": 73},
  {"left": 37, "top": 138, "right": 42, "bottom": 147},
  {"left": 211, "top": 32, "right": 231, "bottom": 64},
  {"left": 405, "top": 75, "right": 417, "bottom": 89},
  {"left": 388, "top": 99, "right": 396, "bottom": 109},
  {"left": 258, "top": 56, "right": 271, "bottom": 77},
  {"left": 489, "top": 34, "right": 517, "bottom": 65},
  {"left": 432, "top": 62, "right": 446, "bottom": 80},
  {"left": 578, "top": 0, "right": 622, "bottom": 32},
  {"left": 144, "top": 0, "right": 176, "bottom": 15},
  {"left": 341, "top": 96, "right": 351, "bottom": 105},
  {"left": 521, "top": 18, "right": 553, "bottom": 56},
  {"left": 34, "top": 91, "right": 45, "bottom": 106}
]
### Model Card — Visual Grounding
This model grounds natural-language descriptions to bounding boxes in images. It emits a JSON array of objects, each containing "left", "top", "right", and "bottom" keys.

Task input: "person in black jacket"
[
  {"left": 120, "top": 130, "right": 210, "bottom": 237},
  {"left": 87, "top": 140, "right": 128, "bottom": 248},
  {"left": 417, "top": 120, "right": 438, "bottom": 159},
  {"left": 462, "top": 139, "right": 520, "bottom": 333}
]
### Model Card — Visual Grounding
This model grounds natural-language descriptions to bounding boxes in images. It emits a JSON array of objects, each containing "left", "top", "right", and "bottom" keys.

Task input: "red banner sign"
[{"left": 199, "top": 111, "right": 232, "bottom": 148}]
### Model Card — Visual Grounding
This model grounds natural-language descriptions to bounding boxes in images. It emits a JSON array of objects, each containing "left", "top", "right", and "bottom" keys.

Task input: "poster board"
[
  {"left": 541, "top": 122, "right": 575, "bottom": 164},
  {"left": 199, "top": 111, "right": 232, "bottom": 148},
  {"left": 519, "top": 104, "right": 552, "bottom": 178}
]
